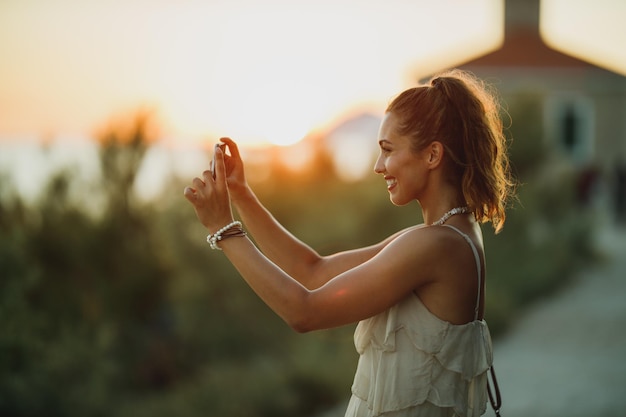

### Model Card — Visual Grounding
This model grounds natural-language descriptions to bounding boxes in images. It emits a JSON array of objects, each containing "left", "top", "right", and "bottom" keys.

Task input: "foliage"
[
  {"left": 482, "top": 91, "right": 598, "bottom": 335},
  {"left": 0, "top": 98, "right": 598, "bottom": 416}
]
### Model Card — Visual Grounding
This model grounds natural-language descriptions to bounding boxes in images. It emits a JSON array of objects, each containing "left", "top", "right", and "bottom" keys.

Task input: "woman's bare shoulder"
[{"left": 386, "top": 224, "right": 478, "bottom": 271}]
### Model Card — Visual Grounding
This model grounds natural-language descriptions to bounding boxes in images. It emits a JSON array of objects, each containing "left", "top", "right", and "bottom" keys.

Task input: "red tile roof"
[{"left": 462, "top": 28, "right": 594, "bottom": 69}]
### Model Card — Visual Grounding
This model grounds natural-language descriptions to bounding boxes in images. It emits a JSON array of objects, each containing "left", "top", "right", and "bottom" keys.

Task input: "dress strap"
[{"left": 442, "top": 225, "right": 482, "bottom": 321}]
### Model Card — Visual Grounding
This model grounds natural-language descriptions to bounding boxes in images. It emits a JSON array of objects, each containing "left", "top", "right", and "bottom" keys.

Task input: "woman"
[{"left": 184, "top": 69, "right": 513, "bottom": 416}]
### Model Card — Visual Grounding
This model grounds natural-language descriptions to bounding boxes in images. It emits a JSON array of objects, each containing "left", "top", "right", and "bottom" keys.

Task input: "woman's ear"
[{"left": 426, "top": 141, "right": 444, "bottom": 168}]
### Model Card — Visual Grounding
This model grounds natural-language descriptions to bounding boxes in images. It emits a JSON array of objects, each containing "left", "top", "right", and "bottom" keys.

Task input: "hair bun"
[{"left": 431, "top": 77, "right": 444, "bottom": 88}]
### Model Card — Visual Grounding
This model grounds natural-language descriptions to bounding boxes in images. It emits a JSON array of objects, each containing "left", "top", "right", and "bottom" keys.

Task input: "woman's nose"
[{"left": 373, "top": 155, "right": 384, "bottom": 174}]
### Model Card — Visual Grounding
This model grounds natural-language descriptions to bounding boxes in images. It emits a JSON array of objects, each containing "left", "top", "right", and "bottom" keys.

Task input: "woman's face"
[{"left": 374, "top": 112, "right": 430, "bottom": 206}]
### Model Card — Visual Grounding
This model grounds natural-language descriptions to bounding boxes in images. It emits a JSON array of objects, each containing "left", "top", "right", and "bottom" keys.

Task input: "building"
[{"left": 460, "top": 0, "right": 626, "bottom": 180}]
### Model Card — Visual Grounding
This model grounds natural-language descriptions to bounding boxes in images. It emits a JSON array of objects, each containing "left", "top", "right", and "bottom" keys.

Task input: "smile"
[{"left": 386, "top": 178, "right": 397, "bottom": 189}]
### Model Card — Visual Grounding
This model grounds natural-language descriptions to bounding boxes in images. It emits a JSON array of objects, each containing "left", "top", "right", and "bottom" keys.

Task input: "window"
[{"left": 544, "top": 94, "right": 595, "bottom": 165}]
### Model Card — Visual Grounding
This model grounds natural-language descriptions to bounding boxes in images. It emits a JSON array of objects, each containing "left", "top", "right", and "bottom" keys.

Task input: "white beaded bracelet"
[{"left": 207, "top": 220, "right": 244, "bottom": 250}]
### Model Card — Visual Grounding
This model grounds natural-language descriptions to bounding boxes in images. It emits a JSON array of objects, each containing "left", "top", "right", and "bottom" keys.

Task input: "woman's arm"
[
  {"left": 231, "top": 184, "right": 412, "bottom": 289},
  {"left": 183, "top": 146, "right": 436, "bottom": 332},
  {"left": 220, "top": 137, "right": 412, "bottom": 289},
  {"left": 216, "top": 223, "right": 436, "bottom": 332}
]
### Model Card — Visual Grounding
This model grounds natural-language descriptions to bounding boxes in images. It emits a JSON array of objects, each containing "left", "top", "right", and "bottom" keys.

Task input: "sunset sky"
[
  {"left": 0, "top": 0, "right": 624, "bottom": 150},
  {"left": 1, "top": 0, "right": 502, "bottom": 148}
]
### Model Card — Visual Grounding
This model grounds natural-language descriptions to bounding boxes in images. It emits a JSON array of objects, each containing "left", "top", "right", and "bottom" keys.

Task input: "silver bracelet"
[{"left": 207, "top": 220, "right": 243, "bottom": 250}]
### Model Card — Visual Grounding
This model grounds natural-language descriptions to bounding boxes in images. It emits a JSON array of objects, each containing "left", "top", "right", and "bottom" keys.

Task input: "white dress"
[{"left": 344, "top": 226, "right": 493, "bottom": 417}]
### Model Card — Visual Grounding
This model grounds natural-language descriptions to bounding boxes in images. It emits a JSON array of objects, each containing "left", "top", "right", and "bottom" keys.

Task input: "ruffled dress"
[{"left": 344, "top": 225, "right": 493, "bottom": 417}]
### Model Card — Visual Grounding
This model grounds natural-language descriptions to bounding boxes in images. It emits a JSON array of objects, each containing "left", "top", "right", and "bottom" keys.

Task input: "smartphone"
[{"left": 211, "top": 143, "right": 226, "bottom": 179}]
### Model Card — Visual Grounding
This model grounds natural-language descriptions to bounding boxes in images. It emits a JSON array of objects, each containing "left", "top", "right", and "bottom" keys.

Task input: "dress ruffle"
[{"left": 347, "top": 294, "right": 493, "bottom": 417}]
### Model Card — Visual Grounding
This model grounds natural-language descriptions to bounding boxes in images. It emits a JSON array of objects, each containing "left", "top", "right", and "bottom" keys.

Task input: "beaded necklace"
[{"left": 431, "top": 206, "right": 470, "bottom": 226}]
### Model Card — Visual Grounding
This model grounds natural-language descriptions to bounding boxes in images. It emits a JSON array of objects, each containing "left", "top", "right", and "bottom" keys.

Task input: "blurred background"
[{"left": 1, "top": 0, "right": 625, "bottom": 416}]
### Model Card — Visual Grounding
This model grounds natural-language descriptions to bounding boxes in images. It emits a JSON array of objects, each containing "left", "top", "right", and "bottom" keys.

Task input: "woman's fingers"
[
  {"left": 183, "top": 146, "right": 234, "bottom": 229},
  {"left": 183, "top": 186, "right": 196, "bottom": 202},
  {"left": 213, "top": 146, "right": 227, "bottom": 189},
  {"left": 202, "top": 169, "right": 213, "bottom": 184},
  {"left": 184, "top": 177, "right": 208, "bottom": 206},
  {"left": 220, "top": 137, "right": 240, "bottom": 160},
  {"left": 193, "top": 176, "right": 207, "bottom": 190}
]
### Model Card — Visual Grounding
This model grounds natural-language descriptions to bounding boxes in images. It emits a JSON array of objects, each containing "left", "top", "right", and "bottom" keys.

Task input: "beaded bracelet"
[{"left": 207, "top": 220, "right": 247, "bottom": 250}]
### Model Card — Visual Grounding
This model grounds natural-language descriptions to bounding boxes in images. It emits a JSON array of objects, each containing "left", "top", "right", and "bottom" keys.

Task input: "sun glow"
[
  {"left": 540, "top": 0, "right": 626, "bottom": 77},
  {"left": 0, "top": 0, "right": 504, "bottom": 150},
  {"left": 158, "top": 3, "right": 400, "bottom": 148}
]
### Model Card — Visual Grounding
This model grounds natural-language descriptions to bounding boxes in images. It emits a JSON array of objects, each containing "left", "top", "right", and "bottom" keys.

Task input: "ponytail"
[{"left": 387, "top": 70, "right": 514, "bottom": 233}]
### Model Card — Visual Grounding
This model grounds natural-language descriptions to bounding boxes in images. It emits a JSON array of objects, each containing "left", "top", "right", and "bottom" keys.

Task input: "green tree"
[{"left": 0, "top": 112, "right": 176, "bottom": 416}]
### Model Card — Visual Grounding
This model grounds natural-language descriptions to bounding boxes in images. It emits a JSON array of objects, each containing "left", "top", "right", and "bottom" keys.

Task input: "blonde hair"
[{"left": 386, "top": 69, "right": 514, "bottom": 233}]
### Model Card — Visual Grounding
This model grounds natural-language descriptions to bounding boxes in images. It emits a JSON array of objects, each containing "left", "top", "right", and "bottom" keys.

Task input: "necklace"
[{"left": 431, "top": 206, "right": 470, "bottom": 226}]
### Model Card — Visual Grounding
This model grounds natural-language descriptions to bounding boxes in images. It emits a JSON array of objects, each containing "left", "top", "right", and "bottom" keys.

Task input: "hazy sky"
[
  {"left": 0, "top": 0, "right": 624, "bottom": 148},
  {"left": 0, "top": 0, "right": 503, "bottom": 147},
  {"left": 540, "top": 0, "right": 626, "bottom": 77}
]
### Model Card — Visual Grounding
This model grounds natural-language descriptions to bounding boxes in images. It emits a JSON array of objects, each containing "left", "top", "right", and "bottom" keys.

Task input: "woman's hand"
[
  {"left": 183, "top": 144, "right": 234, "bottom": 232},
  {"left": 217, "top": 137, "right": 249, "bottom": 203}
]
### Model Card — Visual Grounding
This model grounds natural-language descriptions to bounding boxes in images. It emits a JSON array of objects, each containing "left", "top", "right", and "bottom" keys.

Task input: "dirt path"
[{"left": 492, "top": 226, "right": 626, "bottom": 417}]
